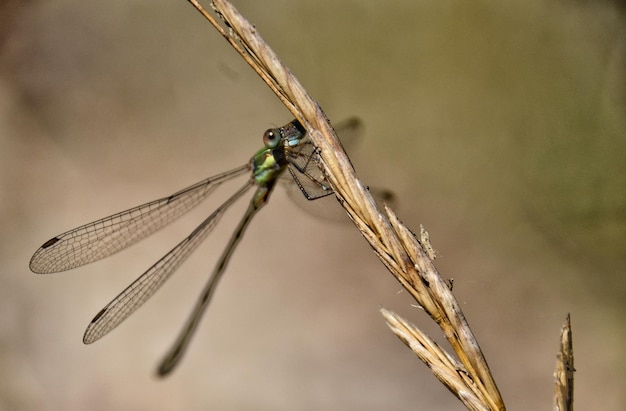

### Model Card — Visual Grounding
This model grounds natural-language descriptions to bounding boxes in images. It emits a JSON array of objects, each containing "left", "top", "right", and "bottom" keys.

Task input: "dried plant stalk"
[
  {"left": 187, "top": 0, "right": 505, "bottom": 409},
  {"left": 554, "top": 314, "right": 574, "bottom": 411},
  {"left": 382, "top": 308, "right": 490, "bottom": 411}
]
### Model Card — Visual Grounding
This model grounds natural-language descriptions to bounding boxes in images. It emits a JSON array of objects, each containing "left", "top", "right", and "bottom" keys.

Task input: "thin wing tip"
[
  {"left": 29, "top": 237, "right": 75, "bottom": 274},
  {"left": 29, "top": 256, "right": 51, "bottom": 274},
  {"left": 82, "top": 307, "right": 109, "bottom": 344},
  {"left": 29, "top": 262, "right": 43, "bottom": 274},
  {"left": 82, "top": 327, "right": 96, "bottom": 344},
  {"left": 82, "top": 329, "right": 99, "bottom": 345}
]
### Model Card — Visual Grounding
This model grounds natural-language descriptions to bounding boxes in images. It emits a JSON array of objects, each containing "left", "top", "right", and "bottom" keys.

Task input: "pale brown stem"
[{"left": 188, "top": 1, "right": 507, "bottom": 409}]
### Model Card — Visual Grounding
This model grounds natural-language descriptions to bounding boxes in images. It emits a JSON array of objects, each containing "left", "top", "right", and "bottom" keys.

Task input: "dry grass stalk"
[
  {"left": 187, "top": 0, "right": 505, "bottom": 409},
  {"left": 381, "top": 308, "right": 491, "bottom": 411},
  {"left": 554, "top": 314, "right": 574, "bottom": 411}
]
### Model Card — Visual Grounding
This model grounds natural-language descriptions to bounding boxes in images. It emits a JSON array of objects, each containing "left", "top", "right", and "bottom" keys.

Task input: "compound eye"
[{"left": 262, "top": 128, "right": 281, "bottom": 148}]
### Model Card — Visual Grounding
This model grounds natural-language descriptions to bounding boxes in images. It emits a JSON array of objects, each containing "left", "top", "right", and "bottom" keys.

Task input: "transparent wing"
[
  {"left": 331, "top": 116, "right": 364, "bottom": 151},
  {"left": 83, "top": 180, "right": 254, "bottom": 344},
  {"left": 30, "top": 164, "right": 250, "bottom": 274},
  {"left": 330, "top": 118, "right": 396, "bottom": 208}
]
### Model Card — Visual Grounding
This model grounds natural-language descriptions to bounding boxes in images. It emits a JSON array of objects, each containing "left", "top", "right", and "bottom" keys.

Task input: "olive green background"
[{"left": 1, "top": 0, "right": 624, "bottom": 410}]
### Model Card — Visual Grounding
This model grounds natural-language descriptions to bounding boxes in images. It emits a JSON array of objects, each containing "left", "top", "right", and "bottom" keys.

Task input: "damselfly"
[{"left": 30, "top": 118, "right": 341, "bottom": 376}]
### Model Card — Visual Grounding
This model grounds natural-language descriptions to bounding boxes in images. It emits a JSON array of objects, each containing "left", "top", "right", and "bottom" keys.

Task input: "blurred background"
[{"left": 1, "top": 0, "right": 624, "bottom": 410}]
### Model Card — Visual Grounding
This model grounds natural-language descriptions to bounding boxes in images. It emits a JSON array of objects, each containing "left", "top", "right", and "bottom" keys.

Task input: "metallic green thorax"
[{"left": 250, "top": 119, "right": 306, "bottom": 208}]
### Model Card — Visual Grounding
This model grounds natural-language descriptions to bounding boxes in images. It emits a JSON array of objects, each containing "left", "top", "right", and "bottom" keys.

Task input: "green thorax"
[
  {"left": 249, "top": 119, "right": 306, "bottom": 208},
  {"left": 251, "top": 119, "right": 306, "bottom": 188}
]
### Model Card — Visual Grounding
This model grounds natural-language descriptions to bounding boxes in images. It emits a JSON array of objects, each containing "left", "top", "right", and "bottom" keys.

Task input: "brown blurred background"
[{"left": 1, "top": 1, "right": 624, "bottom": 410}]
